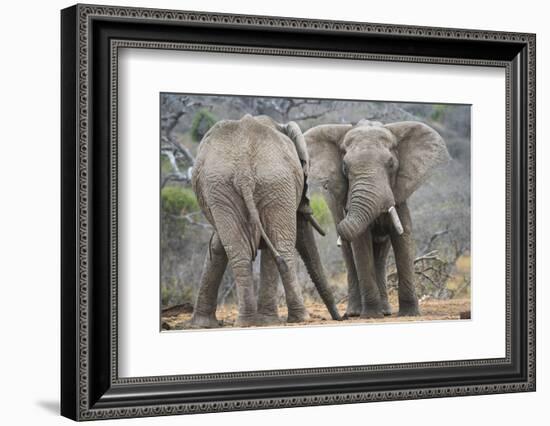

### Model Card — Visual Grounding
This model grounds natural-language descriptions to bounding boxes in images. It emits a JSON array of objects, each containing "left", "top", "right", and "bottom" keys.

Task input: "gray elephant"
[
  {"left": 190, "top": 114, "right": 340, "bottom": 327},
  {"left": 304, "top": 120, "right": 449, "bottom": 318}
]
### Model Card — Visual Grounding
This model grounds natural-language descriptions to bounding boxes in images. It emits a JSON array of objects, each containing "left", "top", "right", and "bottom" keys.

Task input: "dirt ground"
[{"left": 161, "top": 297, "right": 471, "bottom": 331}]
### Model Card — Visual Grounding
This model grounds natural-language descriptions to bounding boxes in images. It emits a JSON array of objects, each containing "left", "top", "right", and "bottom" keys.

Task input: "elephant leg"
[
  {"left": 341, "top": 241, "right": 362, "bottom": 318},
  {"left": 351, "top": 227, "right": 383, "bottom": 318},
  {"left": 189, "top": 232, "right": 227, "bottom": 328},
  {"left": 256, "top": 249, "right": 283, "bottom": 325},
  {"left": 373, "top": 238, "right": 392, "bottom": 316},
  {"left": 389, "top": 203, "right": 420, "bottom": 316},
  {"left": 227, "top": 251, "right": 257, "bottom": 327},
  {"left": 263, "top": 208, "right": 309, "bottom": 323},
  {"left": 209, "top": 205, "right": 258, "bottom": 327},
  {"left": 277, "top": 243, "right": 309, "bottom": 323},
  {"left": 296, "top": 214, "right": 341, "bottom": 320}
]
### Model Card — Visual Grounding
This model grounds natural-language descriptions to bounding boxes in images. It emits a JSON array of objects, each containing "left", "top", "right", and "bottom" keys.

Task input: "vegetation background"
[{"left": 159, "top": 94, "right": 471, "bottom": 321}]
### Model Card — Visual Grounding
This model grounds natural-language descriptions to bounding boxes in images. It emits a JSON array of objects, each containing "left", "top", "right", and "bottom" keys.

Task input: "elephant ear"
[
  {"left": 283, "top": 121, "right": 309, "bottom": 176},
  {"left": 304, "top": 124, "right": 352, "bottom": 207},
  {"left": 385, "top": 121, "right": 449, "bottom": 204}
]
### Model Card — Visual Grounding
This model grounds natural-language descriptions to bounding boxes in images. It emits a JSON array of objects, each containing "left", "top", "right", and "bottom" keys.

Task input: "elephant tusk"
[
  {"left": 388, "top": 206, "right": 404, "bottom": 235},
  {"left": 337, "top": 207, "right": 347, "bottom": 246},
  {"left": 306, "top": 214, "right": 326, "bottom": 236}
]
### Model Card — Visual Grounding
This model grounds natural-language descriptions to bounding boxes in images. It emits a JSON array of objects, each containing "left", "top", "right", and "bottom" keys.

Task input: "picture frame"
[{"left": 60, "top": 3, "right": 536, "bottom": 421}]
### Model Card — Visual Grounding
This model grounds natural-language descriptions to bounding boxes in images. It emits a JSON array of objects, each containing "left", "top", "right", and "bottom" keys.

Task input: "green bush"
[
  {"left": 310, "top": 193, "right": 332, "bottom": 226},
  {"left": 191, "top": 109, "right": 217, "bottom": 142},
  {"left": 431, "top": 104, "right": 448, "bottom": 122},
  {"left": 161, "top": 186, "right": 199, "bottom": 215},
  {"left": 160, "top": 155, "right": 173, "bottom": 174}
]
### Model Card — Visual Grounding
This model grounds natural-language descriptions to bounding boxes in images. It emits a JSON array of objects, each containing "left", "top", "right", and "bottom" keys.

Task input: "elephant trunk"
[
  {"left": 336, "top": 175, "right": 397, "bottom": 242},
  {"left": 336, "top": 178, "right": 379, "bottom": 242},
  {"left": 296, "top": 215, "right": 341, "bottom": 320}
]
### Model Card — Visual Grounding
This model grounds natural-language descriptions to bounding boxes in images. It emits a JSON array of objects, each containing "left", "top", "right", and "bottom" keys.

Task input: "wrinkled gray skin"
[
  {"left": 305, "top": 120, "right": 449, "bottom": 318},
  {"left": 190, "top": 114, "right": 340, "bottom": 328}
]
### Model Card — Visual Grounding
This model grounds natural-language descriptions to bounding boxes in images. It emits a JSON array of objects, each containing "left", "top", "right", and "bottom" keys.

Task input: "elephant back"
[
  {"left": 192, "top": 115, "right": 304, "bottom": 217},
  {"left": 239, "top": 115, "right": 304, "bottom": 203}
]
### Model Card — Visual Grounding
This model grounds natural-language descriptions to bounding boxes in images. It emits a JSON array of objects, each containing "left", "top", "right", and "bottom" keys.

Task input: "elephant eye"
[
  {"left": 386, "top": 156, "right": 396, "bottom": 170},
  {"left": 341, "top": 162, "right": 349, "bottom": 177}
]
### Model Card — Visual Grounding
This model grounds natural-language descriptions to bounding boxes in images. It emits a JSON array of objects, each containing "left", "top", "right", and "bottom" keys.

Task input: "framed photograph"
[{"left": 61, "top": 4, "right": 536, "bottom": 421}]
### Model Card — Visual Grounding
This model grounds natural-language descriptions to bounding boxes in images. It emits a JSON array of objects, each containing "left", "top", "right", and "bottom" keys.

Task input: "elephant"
[
  {"left": 304, "top": 119, "right": 449, "bottom": 319},
  {"left": 189, "top": 114, "right": 340, "bottom": 328}
]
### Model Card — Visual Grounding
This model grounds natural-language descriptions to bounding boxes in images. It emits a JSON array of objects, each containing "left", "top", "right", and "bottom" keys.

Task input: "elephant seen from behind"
[{"left": 190, "top": 114, "right": 340, "bottom": 328}]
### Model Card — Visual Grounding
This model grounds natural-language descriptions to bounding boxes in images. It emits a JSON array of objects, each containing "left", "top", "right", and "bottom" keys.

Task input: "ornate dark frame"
[{"left": 60, "top": 3, "right": 536, "bottom": 421}]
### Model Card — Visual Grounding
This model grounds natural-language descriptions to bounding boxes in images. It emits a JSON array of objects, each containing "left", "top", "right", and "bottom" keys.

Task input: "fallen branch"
[{"left": 414, "top": 250, "right": 442, "bottom": 262}]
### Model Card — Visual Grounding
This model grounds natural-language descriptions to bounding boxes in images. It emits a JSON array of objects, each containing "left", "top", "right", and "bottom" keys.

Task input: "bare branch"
[
  {"left": 161, "top": 173, "right": 189, "bottom": 189},
  {"left": 160, "top": 149, "right": 193, "bottom": 187},
  {"left": 421, "top": 227, "right": 450, "bottom": 254},
  {"left": 168, "top": 212, "right": 212, "bottom": 229},
  {"left": 160, "top": 95, "right": 200, "bottom": 137},
  {"left": 415, "top": 270, "right": 440, "bottom": 289},
  {"left": 218, "top": 280, "right": 236, "bottom": 305},
  {"left": 161, "top": 135, "right": 195, "bottom": 165},
  {"left": 413, "top": 250, "right": 442, "bottom": 263},
  {"left": 291, "top": 110, "right": 332, "bottom": 122}
]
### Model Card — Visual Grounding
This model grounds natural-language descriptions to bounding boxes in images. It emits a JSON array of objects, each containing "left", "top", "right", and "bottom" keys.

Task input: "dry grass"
[{"left": 162, "top": 297, "right": 471, "bottom": 331}]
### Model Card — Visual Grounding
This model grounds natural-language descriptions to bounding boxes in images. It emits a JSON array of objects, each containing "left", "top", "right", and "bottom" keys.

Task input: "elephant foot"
[
  {"left": 187, "top": 313, "right": 221, "bottom": 329},
  {"left": 360, "top": 305, "right": 384, "bottom": 319},
  {"left": 254, "top": 312, "right": 284, "bottom": 326},
  {"left": 328, "top": 306, "right": 342, "bottom": 321},
  {"left": 381, "top": 300, "right": 393, "bottom": 316},
  {"left": 287, "top": 307, "right": 310, "bottom": 323},
  {"left": 342, "top": 311, "right": 358, "bottom": 320},
  {"left": 234, "top": 314, "right": 259, "bottom": 328},
  {"left": 343, "top": 310, "right": 361, "bottom": 319},
  {"left": 344, "top": 301, "right": 362, "bottom": 318},
  {"left": 398, "top": 303, "right": 420, "bottom": 317}
]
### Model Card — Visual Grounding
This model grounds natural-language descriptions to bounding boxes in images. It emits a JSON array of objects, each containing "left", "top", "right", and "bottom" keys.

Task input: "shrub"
[
  {"left": 430, "top": 104, "right": 448, "bottom": 122},
  {"left": 191, "top": 109, "right": 217, "bottom": 142},
  {"left": 161, "top": 186, "right": 199, "bottom": 215},
  {"left": 161, "top": 278, "right": 194, "bottom": 308},
  {"left": 310, "top": 193, "right": 332, "bottom": 226},
  {"left": 160, "top": 155, "right": 173, "bottom": 175}
]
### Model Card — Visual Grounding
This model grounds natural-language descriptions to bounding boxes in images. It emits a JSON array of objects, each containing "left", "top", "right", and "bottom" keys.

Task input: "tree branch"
[
  {"left": 160, "top": 149, "right": 192, "bottom": 188},
  {"left": 291, "top": 110, "right": 331, "bottom": 122},
  {"left": 421, "top": 227, "right": 450, "bottom": 254},
  {"left": 161, "top": 136, "right": 195, "bottom": 165},
  {"left": 168, "top": 212, "right": 212, "bottom": 229}
]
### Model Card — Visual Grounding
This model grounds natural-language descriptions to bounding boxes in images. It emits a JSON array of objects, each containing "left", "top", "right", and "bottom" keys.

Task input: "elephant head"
[{"left": 305, "top": 120, "right": 449, "bottom": 242}]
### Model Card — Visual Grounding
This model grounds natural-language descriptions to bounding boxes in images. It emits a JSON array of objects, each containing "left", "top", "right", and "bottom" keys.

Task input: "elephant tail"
[{"left": 240, "top": 185, "right": 289, "bottom": 274}]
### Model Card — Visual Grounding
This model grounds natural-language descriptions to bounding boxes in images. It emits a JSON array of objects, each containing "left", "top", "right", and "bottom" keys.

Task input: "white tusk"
[
  {"left": 336, "top": 235, "right": 342, "bottom": 247},
  {"left": 388, "top": 206, "right": 404, "bottom": 235}
]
